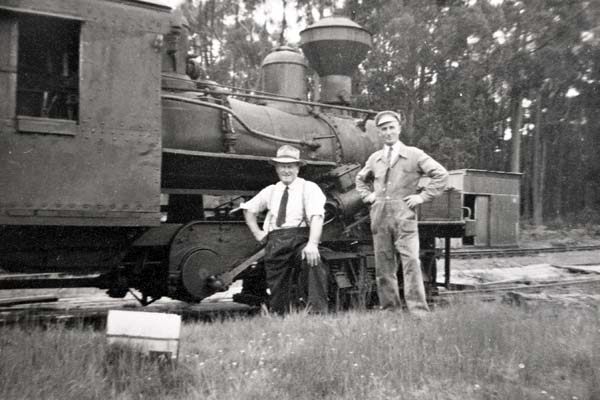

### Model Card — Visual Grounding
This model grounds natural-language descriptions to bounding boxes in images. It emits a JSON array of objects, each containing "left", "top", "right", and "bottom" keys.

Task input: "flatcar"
[{"left": 0, "top": 0, "right": 473, "bottom": 308}]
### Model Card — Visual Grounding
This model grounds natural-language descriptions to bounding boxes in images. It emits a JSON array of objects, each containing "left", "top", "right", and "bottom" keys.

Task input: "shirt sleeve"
[
  {"left": 355, "top": 153, "right": 375, "bottom": 200},
  {"left": 304, "top": 181, "right": 326, "bottom": 218},
  {"left": 417, "top": 150, "right": 448, "bottom": 202},
  {"left": 240, "top": 185, "right": 273, "bottom": 214}
]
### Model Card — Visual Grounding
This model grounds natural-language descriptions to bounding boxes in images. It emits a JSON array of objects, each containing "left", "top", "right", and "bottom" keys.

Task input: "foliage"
[
  {"left": 178, "top": 0, "right": 600, "bottom": 223},
  {"left": 180, "top": 0, "right": 274, "bottom": 88}
]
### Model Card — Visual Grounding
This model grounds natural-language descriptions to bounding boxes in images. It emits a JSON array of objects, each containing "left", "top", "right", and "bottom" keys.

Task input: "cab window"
[{"left": 16, "top": 13, "right": 80, "bottom": 121}]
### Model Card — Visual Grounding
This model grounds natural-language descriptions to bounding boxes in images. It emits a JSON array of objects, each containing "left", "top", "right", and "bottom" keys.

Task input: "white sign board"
[{"left": 106, "top": 310, "right": 181, "bottom": 360}]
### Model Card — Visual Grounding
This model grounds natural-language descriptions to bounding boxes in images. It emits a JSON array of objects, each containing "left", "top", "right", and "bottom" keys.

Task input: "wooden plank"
[
  {"left": 474, "top": 195, "right": 489, "bottom": 246},
  {"left": 0, "top": 295, "right": 58, "bottom": 306},
  {"left": 551, "top": 264, "right": 600, "bottom": 275},
  {"left": 489, "top": 195, "right": 520, "bottom": 246}
]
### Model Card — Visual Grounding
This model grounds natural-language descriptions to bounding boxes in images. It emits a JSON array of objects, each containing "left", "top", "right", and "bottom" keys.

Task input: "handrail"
[
  {"left": 161, "top": 94, "right": 322, "bottom": 150},
  {"left": 165, "top": 87, "right": 379, "bottom": 116}
]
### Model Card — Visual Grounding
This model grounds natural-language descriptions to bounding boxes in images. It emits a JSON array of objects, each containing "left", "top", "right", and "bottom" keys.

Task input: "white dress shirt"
[{"left": 240, "top": 177, "right": 326, "bottom": 232}]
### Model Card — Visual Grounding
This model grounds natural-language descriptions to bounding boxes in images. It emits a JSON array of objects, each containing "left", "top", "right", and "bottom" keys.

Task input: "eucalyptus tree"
[
  {"left": 176, "top": 0, "right": 600, "bottom": 224},
  {"left": 341, "top": 1, "right": 498, "bottom": 169},
  {"left": 345, "top": 0, "right": 600, "bottom": 224},
  {"left": 180, "top": 0, "right": 274, "bottom": 88},
  {"left": 488, "top": 0, "right": 600, "bottom": 223}
]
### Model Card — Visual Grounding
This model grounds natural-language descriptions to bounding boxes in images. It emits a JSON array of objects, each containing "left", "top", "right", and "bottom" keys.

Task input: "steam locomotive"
[{"left": 0, "top": 0, "right": 472, "bottom": 308}]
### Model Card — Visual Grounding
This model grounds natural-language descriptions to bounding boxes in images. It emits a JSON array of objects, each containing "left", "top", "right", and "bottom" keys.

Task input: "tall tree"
[{"left": 176, "top": 0, "right": 600, "bottom": 225}]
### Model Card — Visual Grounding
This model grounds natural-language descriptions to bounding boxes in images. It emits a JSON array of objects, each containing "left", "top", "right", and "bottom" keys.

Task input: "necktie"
[
  {"left": 384, "top": 145, "right": 393, "bottom": 183},
  {"left": 275, "top": 186, "right": 289, "bottom": 227},
  {"left": 386, "top": 145, "right": 393, "bottom": 167}
]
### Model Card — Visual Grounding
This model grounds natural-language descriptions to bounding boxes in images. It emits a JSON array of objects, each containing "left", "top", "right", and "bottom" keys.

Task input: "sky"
[{"left": 164, "top": 0, "right": 185, "bottom": 7}]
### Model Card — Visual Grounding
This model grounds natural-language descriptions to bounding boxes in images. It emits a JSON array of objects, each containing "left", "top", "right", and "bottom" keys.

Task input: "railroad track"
[
  {"left": 1, "top": 283, "right": 598, "bottom": 326},
  {"left": 434, "top": 275, "right": 600, "bottom": 310},
  {"left": 440, "top": 275, "right": 600, "bottom": 296},
  {"left": 2, "top": 245, "right": 599, "bottom": 324},
  {"left": 0, "top": 295, "right": 257, "bottom": 326},
  {"left": 451, "top": 244, "right": 600, "bottom": 259},
  {"left": 3, "top": 275, "right": 599, "bottom": 325}
]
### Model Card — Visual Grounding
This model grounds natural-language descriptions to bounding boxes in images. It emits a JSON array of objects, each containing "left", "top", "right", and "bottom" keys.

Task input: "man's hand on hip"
[
  {"left": 403, "top": 194, "right": 424, "bottom": 208},
  {"left": 253, "top": 230, "right": 267, "bottom": 243},
  {"left": 363, "top": 192, "right": 376, "bottom": 205},
  {"left": 302, "top": 242, "right": 321, "bottom": 267}
]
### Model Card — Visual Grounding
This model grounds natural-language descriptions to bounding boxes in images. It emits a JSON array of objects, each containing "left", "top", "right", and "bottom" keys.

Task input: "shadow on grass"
[{"left": 103, "top": 344, "right": 196, "bottom": 397}]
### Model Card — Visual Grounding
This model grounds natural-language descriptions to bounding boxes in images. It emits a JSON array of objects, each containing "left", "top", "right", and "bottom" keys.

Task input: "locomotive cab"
[
  {"left": 0, "top": 2, "right": 473, "bottom": 308},
  {"left": 0, "top": 1, "right": 171, "bottom": 274},
  {"left": 0, "top": 0, "right": 171, "bottom": 228}
]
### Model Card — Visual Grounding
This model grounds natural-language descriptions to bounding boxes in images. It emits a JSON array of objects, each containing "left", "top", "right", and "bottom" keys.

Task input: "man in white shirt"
[{"left": 241, "top": 145, "right": 329, "bottom": 314}]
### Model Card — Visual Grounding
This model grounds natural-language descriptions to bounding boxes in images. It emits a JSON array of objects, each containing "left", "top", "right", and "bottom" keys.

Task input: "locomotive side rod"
[{"left": 207, "top": 248, "right": 266, "bottom": 292}]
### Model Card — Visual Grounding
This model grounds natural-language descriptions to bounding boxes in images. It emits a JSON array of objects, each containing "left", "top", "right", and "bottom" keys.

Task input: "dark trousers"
[{"left": 263, "top": 227, "right": 329, "bottom": 314}]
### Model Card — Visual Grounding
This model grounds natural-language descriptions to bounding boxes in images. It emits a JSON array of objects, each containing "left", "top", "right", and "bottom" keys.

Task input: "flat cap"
[{"left": 374, "top": 110, "right": 401, "bottom": 126}]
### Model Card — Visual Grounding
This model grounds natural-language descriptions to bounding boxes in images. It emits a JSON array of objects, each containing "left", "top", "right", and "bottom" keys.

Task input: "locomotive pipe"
[
  {"left": 203, "top": 90, "right": 379, "bottom": 116},
  {"left": 162, "top": 94, "right": 322, "bottom": 150},
  {"left": 200, "top": 82, "right": 302, "bottom": 99}
]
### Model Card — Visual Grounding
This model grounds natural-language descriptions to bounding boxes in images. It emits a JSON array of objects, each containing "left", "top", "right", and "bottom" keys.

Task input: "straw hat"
[{"left": 269, "top": 145, "right": 307, "bottom": 166}]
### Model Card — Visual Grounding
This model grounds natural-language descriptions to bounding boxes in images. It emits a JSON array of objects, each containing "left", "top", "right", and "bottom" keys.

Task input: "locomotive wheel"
[{"left": 180, "top": 248, "right": 223, "bottom": 300}]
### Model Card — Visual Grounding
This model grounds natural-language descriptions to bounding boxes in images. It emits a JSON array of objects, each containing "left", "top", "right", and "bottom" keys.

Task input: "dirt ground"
[{"left": 442, "top": 225, "right": 600, "bottom": 309}]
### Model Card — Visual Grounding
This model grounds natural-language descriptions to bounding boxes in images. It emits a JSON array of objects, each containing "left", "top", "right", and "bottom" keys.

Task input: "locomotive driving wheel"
[{"left": 179, "top": 248, "right": 223, "bottom": 301}]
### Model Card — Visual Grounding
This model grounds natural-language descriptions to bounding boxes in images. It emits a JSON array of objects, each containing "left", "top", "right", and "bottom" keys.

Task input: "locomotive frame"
[{"left": 0, "top": 0, "right": 474, "bottom": 309}]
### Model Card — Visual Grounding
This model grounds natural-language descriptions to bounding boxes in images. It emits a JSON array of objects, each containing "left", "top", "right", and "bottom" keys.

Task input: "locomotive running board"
[{"left": 162, "top": 148, "right": 336, "bottom": 192}]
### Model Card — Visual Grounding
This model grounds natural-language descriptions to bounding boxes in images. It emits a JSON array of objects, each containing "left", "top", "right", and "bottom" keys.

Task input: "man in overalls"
[
  {"left": 355, "top": 111, "right": 448, "bottom": 316},
  {"left": 241, "top": 145, "right": 329, "bottom": 314}
]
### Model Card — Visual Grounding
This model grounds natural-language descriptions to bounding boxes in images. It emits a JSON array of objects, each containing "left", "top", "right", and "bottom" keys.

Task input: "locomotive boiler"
[{"left": 0, "top": 0, "right": 472, "bottom": 307}]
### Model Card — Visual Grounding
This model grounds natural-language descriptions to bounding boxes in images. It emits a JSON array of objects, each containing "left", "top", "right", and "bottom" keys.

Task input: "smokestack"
[{"left": 300, "top": 17, "right": 371, "bottom": 105}]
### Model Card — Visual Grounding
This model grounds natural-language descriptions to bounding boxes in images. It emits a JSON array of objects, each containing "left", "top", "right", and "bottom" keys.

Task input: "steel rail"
[
  {"left": 438, "top": 276, "right": 600, "bottom": 297},
  {"left": 451, "top": 244, "right": 600, "bottom": 259}
]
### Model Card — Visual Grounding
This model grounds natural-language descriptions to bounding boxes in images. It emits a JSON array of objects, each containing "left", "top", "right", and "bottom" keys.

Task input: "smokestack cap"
[
  {"left": 300, "top": 16, "right": 372, "bottom": 77},
  {"left": 302, "top": 16, "right": 369, "bottom": 32},
  {"left": 261, "top": 46, "right": 308, "bottom": 68}
]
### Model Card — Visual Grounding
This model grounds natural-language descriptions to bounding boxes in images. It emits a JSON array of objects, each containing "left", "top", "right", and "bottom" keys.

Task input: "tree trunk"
[
  {"left": 576, "top": 108, "right": 589, "bottom": 212},
  {"left": 417, "top": 64, "right": 425, "bottom": 110},
  {"left": 522, "top": 131, "right": 531, "bottom": 221},
  {"left": 510, "top": 93, "right": 524, "bottom": 173},
  {"left": 279, "top": 0, "right": 287, "bottom": 46},
  {"left": 532, "top": 89, "right": 544, "bottom": 225},
  {"left": 552, "top": 133, "right": 565, "bottom": 222},
  {"left": 404, "top": 99, "right": 415, "bottom": 143}
]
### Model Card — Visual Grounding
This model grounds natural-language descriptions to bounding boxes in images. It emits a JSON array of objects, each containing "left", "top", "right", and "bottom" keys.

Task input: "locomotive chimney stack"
[{"left": 300, "top": 17, "right": 372, "bottom": 106}]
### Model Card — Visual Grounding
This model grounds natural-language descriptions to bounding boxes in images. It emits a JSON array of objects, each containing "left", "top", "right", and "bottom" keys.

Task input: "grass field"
[{"left": 1, "top": 298, "right": 599, "bottom": 400}]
